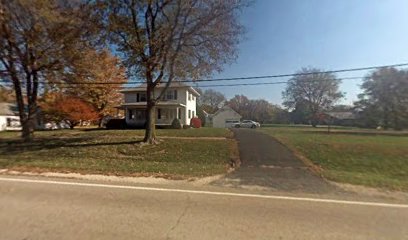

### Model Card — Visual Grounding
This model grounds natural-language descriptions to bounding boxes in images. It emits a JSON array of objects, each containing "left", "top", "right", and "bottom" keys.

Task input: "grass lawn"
[
  {"left": 0, "top": 127, "right": 233, "bottom": 139},
  {"left": 259, "top": 126, "right": 408, "bottom": 191},
  {"left": 0, "top": 128, "right": 237, "bottom": 178}
]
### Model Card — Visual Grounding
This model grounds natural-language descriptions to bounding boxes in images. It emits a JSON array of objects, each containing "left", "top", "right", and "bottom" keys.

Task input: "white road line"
[{"left": 1, "top": 176, "right": 407, "bottom": 209}]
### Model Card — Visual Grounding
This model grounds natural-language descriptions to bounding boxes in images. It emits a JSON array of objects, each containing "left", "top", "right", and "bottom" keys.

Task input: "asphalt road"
[
  {"left": 0, "top": 176, "right": 407, "bottom": 240},
  {"left": 215, "top": 129, "right": 338, "bottom": 193}
]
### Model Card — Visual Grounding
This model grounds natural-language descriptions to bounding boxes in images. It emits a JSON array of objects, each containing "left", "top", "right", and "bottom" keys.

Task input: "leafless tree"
[{"left": 197, "top": 88, "right": 226, "bottom": 113}]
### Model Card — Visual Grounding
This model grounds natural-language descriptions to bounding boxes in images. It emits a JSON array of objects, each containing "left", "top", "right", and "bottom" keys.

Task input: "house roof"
[
  {"left": 0, "top": 102, "right": 19, "bottom": 116},
  {"left": 121, "top": 82, "right": 200, "bottom": 96},
  {"left": 202, "top": 110, "right": 210, "bottom": 117},
  {"left": 326, "top": 111, "right": 356, "bottom": 120},
  {"left": 213, "top": 105, "right": 242, "bottom": 118}
]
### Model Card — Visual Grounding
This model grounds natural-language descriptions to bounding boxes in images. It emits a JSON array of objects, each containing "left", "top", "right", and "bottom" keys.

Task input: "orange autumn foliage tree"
[
  {"left": 66, "top": 49, "right": 126, "bottom": 126},
  {"left": 42, "top": 95, "right": 98, "bottom": 129}
]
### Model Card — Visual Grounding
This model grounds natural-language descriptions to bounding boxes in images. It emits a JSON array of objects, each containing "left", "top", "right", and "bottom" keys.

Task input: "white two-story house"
[{"left": 120, "top": 82, "right": 200, "bottom": 128}]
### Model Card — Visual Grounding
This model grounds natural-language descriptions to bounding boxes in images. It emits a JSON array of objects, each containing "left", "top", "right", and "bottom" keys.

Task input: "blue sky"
[{"left": 195, "top": 0, "right": 408, "bottom": 106}]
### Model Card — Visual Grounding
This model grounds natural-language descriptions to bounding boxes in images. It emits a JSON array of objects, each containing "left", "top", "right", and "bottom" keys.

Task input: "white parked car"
[
  {"left": 238, "top": 120, "right": 260, "bottom": 128},
  {"left": 225, "top": 119, "right": 241, "bottom": 128}
]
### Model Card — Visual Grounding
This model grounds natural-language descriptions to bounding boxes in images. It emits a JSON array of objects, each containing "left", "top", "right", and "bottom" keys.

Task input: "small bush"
[
  {"left": 171, "top": 118, "right": 183, "bottom": 129},
  {"left": 183, "top": 125, "right": 191, "bottom": 129},
  {"left": 106, "top": 118, "right": 127, "bottom": 129},
  {"left": 190, "top": 117, "right": 202, "bottom": 128}
]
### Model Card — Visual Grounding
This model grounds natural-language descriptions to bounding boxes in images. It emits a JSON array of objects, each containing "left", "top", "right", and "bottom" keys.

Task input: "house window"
[
  {"left": 188, "top": 93, "right": 191, "bottom": 101},
  {"left": 165, "top": 90, "right": 177, "bottom": 100},
  {"left": 137, "top": 92, "right": 146, "bottom": 102},
  {"left": 166, "top": 91, "right": 173, "bottom": 100},
  {"left": 157, "top": 108, "right": 161, "bottom": 119},
  {"left": 160, "top": 109, "right": 168, "bottom": 120},
  {"left": 192, "top": 111, "right": 195, "bottom": 118},
  {"left": 188, "top": 110, "right": 191, "bottom": 118},
  {"left": 6, "top": 118, "right": 20, "bottom": 127},
  {"left": 140, "top": 93, "right": 147, "bottom": 102},
  {"left": 128, "top": 109, "right": 135, "bottom": 119},
  {"left": 6, "top": 118, "right": 12, "bottom": 127},
  {"left": 135, "top": 110, "right": 145, "bottom": 120}
]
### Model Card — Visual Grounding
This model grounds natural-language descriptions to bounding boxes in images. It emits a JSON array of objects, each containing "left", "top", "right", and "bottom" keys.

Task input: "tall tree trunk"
[
  {"left": 22, "top": 118, "right": 35, "bottom": 140},
  {"left": 14, "top": 83, "right": 30, "bottom": 141},
  {"left": 383, "top": 107, "right": 389, "bottom": 130},
  {"left": 311, "top": 119, "right": 318, "bottom": 128},
  {"left": 23, "top": 69, "right": 39, "bottom": 141},
  {"left": 144, "top": 102, "right": 156, "bottom": 143},
  {"left": 392, "top": 105, "right": 401, "bottom": 131},
  {"left": 143, "top": 70, "right": 158, "bottom": 144},
  {"left": 144, "top": 100, "right": 157, "bottom": 144},
  {"left": 310, "top": 107, "right": 318, "bottom": 128},
  {"left": 9, "top": 63, "right": 32, "bottom": 141}
]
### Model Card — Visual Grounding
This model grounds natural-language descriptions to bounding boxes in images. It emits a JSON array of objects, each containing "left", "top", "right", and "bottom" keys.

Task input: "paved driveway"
[{"left": 215, "top": 129, "right": 339, "bottom": 194}]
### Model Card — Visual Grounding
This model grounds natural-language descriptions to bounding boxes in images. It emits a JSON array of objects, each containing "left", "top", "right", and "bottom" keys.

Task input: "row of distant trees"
[
  {"left": 198, "top": 67, "right": 408, "bottom": 130},
  {"left": 283, "top": 67, "right": 408, "bottom": 130},
  {"left": 197, "top": 89, "right": 289, "bottom": 124},
  {"left": 355, "top": 68, "right": 408, "bottom": 130}
]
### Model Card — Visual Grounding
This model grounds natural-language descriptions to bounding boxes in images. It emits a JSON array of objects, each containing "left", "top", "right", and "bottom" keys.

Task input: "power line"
[
  {"left": 189, "top": 63, "right": 408, "bottom": 82},
  {"left": 0, "top": 62, "right": 407, "bottom": 85},
  {"left": 197, "top": 76, "right": 364, "bottom": 88},
  {"left": 0, "top": 76, "right": 365, "bottom": 89}
]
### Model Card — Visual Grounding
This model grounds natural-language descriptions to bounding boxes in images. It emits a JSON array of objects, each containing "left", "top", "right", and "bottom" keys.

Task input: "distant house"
[
  {"left": 119, "top": 82, "right": 200, "bottom": 128},
  {"left": 0, "top": 103, "right": 20, "bottom": 131},
  {"left": 201, "top": 110, "right": 211, "bottom": 127},
  {"left": 207, "top": 105, "right": 242, "bottom": 128},
  {"left": 0, "top": 102, "right": 45, "bottom": 131},
  {"left": 325, "top": 111, "right": 357, "bottom": 126}
]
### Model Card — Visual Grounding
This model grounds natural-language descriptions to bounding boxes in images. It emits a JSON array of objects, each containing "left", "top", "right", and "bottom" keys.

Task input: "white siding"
[
  {"left": 185, "top": 90, "right": 197, "bottom": 125},
  {"left": 0, "top": 116, "right": 7, "bottom": 131},
  {"left": 123, "top": 87, "right": 198, "bottom": 126},
  {"left": 124, "top": 93, "right": 137, "bottom": 103},
  {"left": 0, "top": 115, "right": 21, "bottom": 131},
  {"left": 125, "top": 88, "right": 188, "bottom": 104}
]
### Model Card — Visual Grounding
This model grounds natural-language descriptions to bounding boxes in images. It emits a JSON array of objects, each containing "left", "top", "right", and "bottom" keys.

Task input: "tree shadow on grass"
[{"left": 0, "top": 137, "right": 144, "bottom": 155}]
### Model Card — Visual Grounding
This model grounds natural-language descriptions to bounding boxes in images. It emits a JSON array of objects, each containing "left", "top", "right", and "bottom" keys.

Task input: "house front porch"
[{"left": 122, "top": 103, "right": 186, "bottom": 128}]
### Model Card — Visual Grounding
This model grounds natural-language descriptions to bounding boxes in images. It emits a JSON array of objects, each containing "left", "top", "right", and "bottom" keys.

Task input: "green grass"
[
  {"left": 0, "top": 129, "right": 237, "bottom": 178},
  {"left": 261, "top": 123, "right": 360, "bottom": 131},
  {"left": 258, "top": 126, "right": 408, "bottom": 191}
]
